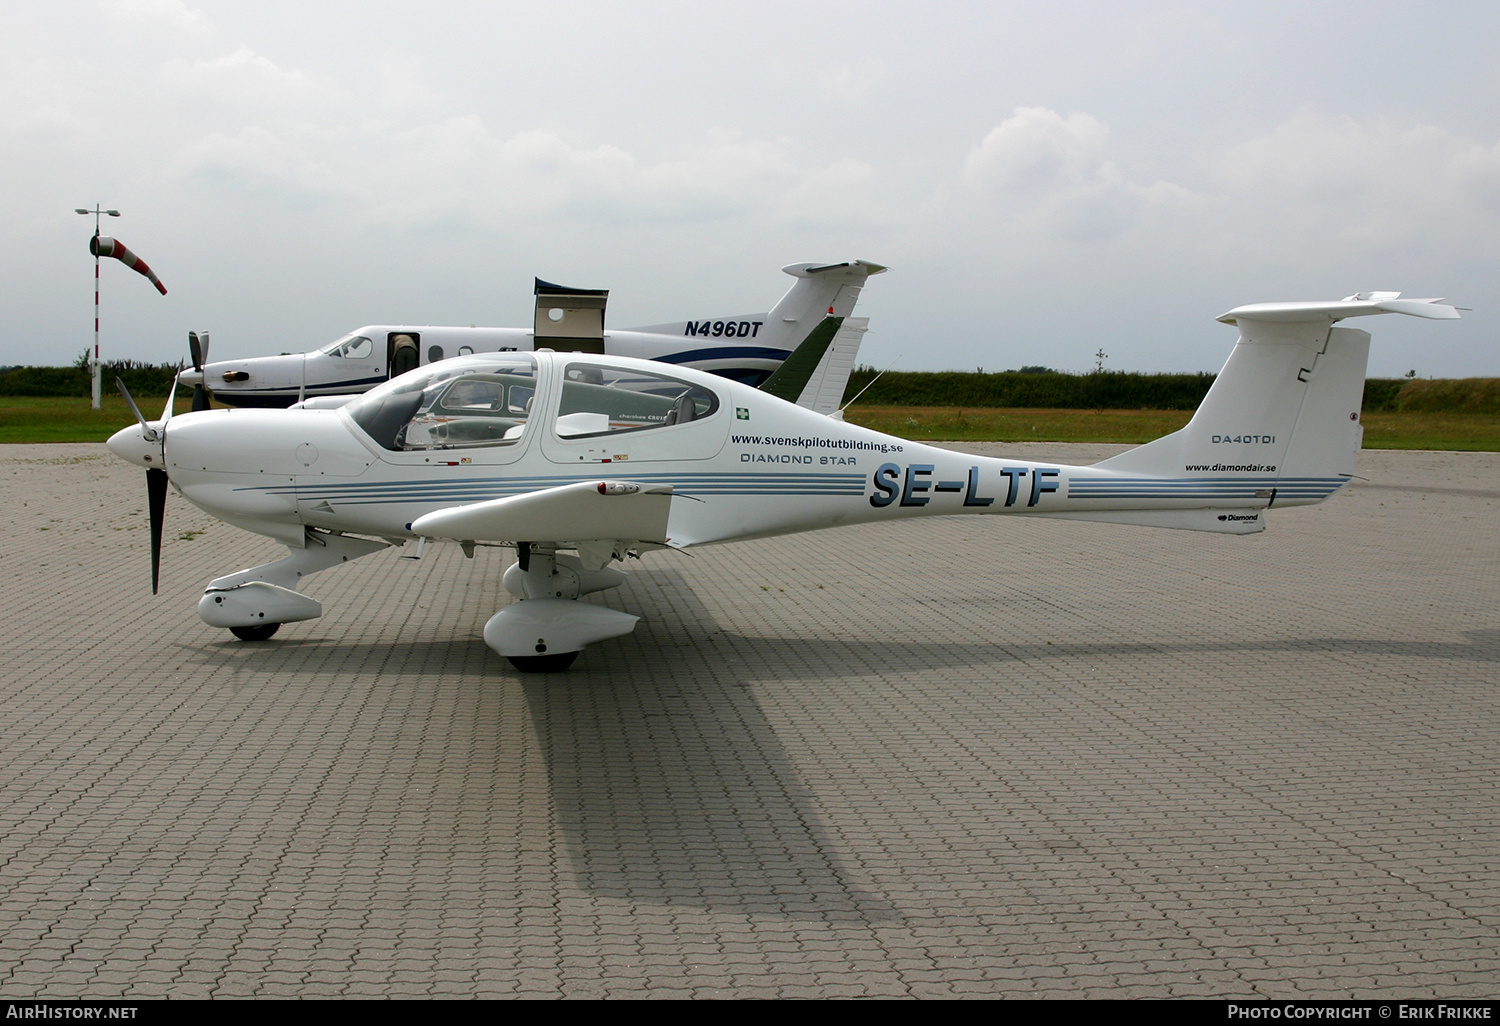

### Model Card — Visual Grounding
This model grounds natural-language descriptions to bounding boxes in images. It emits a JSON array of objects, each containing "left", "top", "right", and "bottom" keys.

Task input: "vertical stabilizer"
[
  {"left": 758, "top": 260, "right": 886, "bottom": 356},
  {"left": 1094, "top": 295, "right": 1458, "bottom": 503},
  {"left": 804, "top": 317, "right": 868, "bottom": 414},
  {"left": 758, "top": 316, "right": 869, "bottom": 413}
]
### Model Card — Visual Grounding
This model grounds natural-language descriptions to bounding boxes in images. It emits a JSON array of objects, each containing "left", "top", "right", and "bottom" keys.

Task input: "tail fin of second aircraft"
[
  {"left": 625, "top": 259, "right": 886, "bottom": 350},
  {"left": 1093, "top": 295, "right": 1459, "bottom": 504},
  {"left": 758, "top": 261, "right": 885, "bottom": 354},
  {"left": 758, "top": 316, "right": 868, "bottom": 414},
  {"left": 752, "top": 261, "right": 882, "bottom": 414}
]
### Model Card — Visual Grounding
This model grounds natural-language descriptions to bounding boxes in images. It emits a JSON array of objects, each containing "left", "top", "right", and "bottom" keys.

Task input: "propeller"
[
  {"left": 188, "top": 331, "right": 212, "bottom": 412},
  {"left": 115, "top": 377, "right": 171, "bottom": 594},
  {"left": 116, "top": 375, "right": 157, "bottom": 441},
  {"left": 147, "top": 466, "right": 167, "bottom": 595}
]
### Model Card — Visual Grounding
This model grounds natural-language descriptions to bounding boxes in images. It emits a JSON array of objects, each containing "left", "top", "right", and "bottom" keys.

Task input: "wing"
[{"left": 410, "top": 479, "right": 673, "bottom": 568}]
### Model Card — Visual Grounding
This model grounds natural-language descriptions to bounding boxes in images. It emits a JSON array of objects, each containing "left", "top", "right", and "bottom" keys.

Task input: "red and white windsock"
[{"left": 89, "top": 235, "right": 168, "bottom": 295}]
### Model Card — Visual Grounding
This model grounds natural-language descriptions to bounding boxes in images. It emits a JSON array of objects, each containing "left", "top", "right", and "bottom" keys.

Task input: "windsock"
[{"left": 90, "top": 235, "right": 167, "bottom": 295}]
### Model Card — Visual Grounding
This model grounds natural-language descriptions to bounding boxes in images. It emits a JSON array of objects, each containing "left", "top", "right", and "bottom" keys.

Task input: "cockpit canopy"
[
  {"left": 343, "top": 353, "right": 722, "bottom": 453},
  {"left": 345, "top": 355, "right": 538, "bottom": 451},
  {"left": 556, "top": 362, "right": 718, "bottom": 438}
]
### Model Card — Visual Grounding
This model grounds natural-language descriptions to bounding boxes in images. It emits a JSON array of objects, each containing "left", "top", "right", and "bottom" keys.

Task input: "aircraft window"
[
  {"left": 320, "top": 333, "right": 358, "bottom": 356},
  {"left": 428, "top": 345, "right": 444, "bottom": 363},
  {"left": 345, "top": 356, "right": 538, "bottom": 451},
  {"left": 436, "top": 378, "right": 502, "bottom": 411},
  {"left": 322, "top": 334, "right": 374, "bottom": 359},
  {"left": 556, "top": 363, "right": 719, "bottom": 439},
  {"left": 458, "top": 345, "right": 474, "bottom": 356}
]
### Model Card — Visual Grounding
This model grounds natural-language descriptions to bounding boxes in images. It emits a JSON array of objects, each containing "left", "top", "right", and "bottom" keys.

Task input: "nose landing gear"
[{"left": 199, "top": 530, "right": 388, "bottom": 640}]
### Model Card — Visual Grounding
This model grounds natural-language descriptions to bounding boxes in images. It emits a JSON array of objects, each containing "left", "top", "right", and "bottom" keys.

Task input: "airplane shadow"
[
  {"left": 532, "top": 596, "right": 1496, "bottom": 917},
  {"left": 176, "top": 620, "right": 1500, "bottom": 673},
  {"left": 169, "top": 570, "right": 1499, "bottom": 922},
  {"left": 518, "top": 570, "right": 900, "bottom": 922}
]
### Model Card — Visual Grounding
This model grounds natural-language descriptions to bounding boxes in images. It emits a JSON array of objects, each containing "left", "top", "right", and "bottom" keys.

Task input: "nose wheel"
[{"left": 230, "top": 622, "right": 282, "bottom": 641}]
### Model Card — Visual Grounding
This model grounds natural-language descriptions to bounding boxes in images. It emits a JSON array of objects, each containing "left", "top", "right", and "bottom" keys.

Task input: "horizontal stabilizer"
[
  {"left": 411, "top": 480, "right": 672, "bottom": 544},
  {"left": 798, "top": 259, "right": 888, "bottom": 278},
  {"left": 1218, "top": 294, "right": 1460, "bottom": 324}
]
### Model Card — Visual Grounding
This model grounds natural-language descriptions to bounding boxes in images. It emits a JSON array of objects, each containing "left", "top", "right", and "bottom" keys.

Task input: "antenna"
[{"left": 839, "top": 354, "right": 902, "bottom": 414}]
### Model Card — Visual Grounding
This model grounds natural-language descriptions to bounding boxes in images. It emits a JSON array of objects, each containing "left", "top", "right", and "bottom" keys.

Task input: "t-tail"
[
  {"left": 754, "top": 261, "right": 885, "bottom": 413},
  {"left": 631, "top": 260, "right": 886, "bottom": 411},
  {"left": 759, "top": 260, "right": 885, "bottom": 352},
  {"left": 1093, "top": 293, "right": 1461, "bottom": 508}
]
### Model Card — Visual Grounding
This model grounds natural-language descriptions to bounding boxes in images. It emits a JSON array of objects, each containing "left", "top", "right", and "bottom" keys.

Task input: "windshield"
[
  {"left": 344, "top": 354, "right": 539, "bottom": 451},
  {"left": 321, "top": 334, "right": 373, "bottom": 358}
]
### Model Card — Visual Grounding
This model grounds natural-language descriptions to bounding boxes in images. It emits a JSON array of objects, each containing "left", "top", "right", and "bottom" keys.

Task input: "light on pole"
[{"left": 76, "top": 205, "right": 121, "bottom": 410}]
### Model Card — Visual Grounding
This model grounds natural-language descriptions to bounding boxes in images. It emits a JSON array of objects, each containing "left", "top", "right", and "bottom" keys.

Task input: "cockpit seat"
[{"left": 665, "top": 392, "right": 698, "bottom": 425}]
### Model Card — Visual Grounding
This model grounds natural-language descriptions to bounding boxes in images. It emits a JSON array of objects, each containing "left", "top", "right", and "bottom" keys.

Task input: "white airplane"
[
  {"left": 175, "top": 261, "right": 885, "bottom": 411},
  {"left": 108, "top": 291, "right": 1459, "bottom": 672}
]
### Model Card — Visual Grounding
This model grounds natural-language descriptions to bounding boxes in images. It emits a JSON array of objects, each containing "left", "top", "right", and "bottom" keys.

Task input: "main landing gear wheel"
[
  {"left": 230, "top": 622, "right": 281, "bottom": 641},
  {"left": 507, "top": 652, "right": 579, "bottom": 673}
]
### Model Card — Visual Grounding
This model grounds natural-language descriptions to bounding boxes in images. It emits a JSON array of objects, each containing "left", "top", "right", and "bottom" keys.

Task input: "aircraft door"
[
  {"left": 388, "top": 333, "right": 420, "bottom": 378},
  {"left": 343, "top": 355, "right": 545, "bottom": 471},
  {"left": 541, "top": 361, "right": 727, "bottom": 465}
]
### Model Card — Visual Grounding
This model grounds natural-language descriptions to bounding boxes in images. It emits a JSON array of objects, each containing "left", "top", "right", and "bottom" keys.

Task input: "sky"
[{"left": 4, "top": 0, "right": 1499, "bottom": 377}]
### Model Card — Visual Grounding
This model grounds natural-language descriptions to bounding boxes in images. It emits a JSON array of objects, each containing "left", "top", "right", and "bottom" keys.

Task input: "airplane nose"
[{"left": 106, "top": 423, "right": 165, "bottom": 469}]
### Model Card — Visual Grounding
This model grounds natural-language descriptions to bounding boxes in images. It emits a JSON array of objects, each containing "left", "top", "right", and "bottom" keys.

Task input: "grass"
[
  {"left": 842, "top": 406, "right": 1500, "bottom": 451},
  {"left": 0, "top": 395, "right": 196, "bottom": 443},
  {"left": 1357, "top": 411, "right": 1500, "bottom": 451},
  {"left": 3, "top": 396, "right": 1498, "bottom": 451},
  {"left": 842, "top": 406, "right": 1195, "bottom": 444}
]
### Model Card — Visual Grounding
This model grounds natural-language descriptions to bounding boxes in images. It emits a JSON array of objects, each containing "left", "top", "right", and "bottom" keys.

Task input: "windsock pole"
[
  {"left": 77, "top": 205, "right": 168, "bottom": 409},
  {"left": 76, "top": 205, "right": 120, "bottom": 408},
  {"left": 93, "top": 238, "right": 101, "bottom": 408}
]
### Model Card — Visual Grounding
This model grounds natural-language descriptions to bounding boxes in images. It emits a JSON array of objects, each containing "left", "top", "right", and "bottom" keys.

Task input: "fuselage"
[
  {"left": 112, "top": 351, "right": 1328, "bottom": 552},
  {"left": 180, "top": 322, "right": 788, "bottom": 408}
]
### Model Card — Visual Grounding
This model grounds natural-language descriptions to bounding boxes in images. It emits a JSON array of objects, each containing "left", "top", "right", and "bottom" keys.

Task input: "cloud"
[
  {"left": 161, "top": 47, "right": 317, "bottom": 103},
  {"left": 5, "top": 6, "right": 1495, "bottom": 376},
  {"left": 936, "top": 107, "right": 1200, "bottom": 251},
  {"left": 766, "top": 54, "right": 887, "bottom": 103},
  {"left": 151, "top": 48, "right": 894, "bottom": 232},
  {"left": 816, "top": 58, "right": 887, "bottom": 102},
  {"left": 962, "top": 107, "right": 1112, "bottom": 192},
  {"left": 1217, "top": 109, "right": 1500, "bottom": 258},
  {"left": 101, "top": 0, "right": 209, "bottom": 36},
  {"left": 928, "top": 104, "right": 1500, "bottom": 271}
]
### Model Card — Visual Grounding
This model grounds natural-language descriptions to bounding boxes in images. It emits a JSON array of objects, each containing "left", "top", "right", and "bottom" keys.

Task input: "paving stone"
[{"left": 0, "top": 443, "right": 1496, "bottom": 999}]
